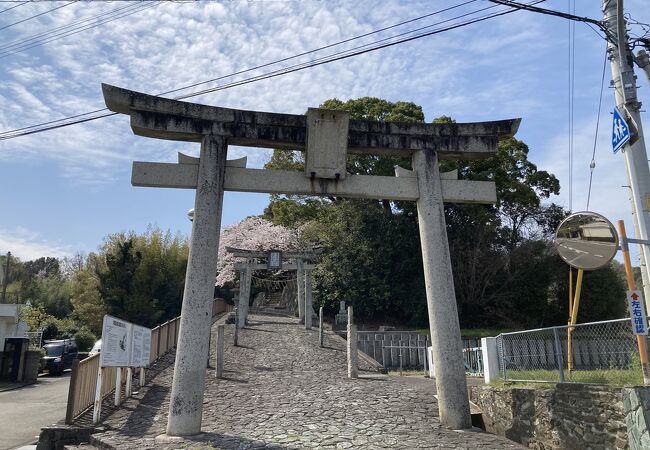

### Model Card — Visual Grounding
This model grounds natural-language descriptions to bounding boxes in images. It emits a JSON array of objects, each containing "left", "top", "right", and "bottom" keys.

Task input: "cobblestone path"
[{"left": 92, "top": 315, "right": 524, "bottom": 449}]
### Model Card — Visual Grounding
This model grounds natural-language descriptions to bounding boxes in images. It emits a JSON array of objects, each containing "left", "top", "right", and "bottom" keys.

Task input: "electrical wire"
[
  {"left": 568, "top": 0, "right": 575, "bottom": 212},
  {"left": 0, "top": 1, "right": 78, "bottom": 32},
  {"left": 0, "top": 0, "right": 477, "bottom": 60},
  {"left": 0, "top": 0, "right": 543, "bottom": 141},
  {"left": 0, "top": 1, "right": 28, "bottom": 14},
  {"left": 0, "top": 1, "right": 158, "bottom": 57},
  {"left": 156, "top": 0, "right": 483, "bottom": 97},
  {"left": 0, "top": 0, "right": 481, "bottom": 131},
  {"left": 487, "top": 0, "right": 611, "bottom": 41},
  {"left": 174, "top": 0, "right": 545, "bottom": 100},
  {"left": 586, "top": 48, "right": 609, "bottom": 211}
]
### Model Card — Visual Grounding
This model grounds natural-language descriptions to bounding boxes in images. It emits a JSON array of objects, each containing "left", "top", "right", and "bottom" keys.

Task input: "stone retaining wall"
[
  {"left": 36, "top": 425, "right": 98, "bottom": 450},
  {"left": 23, "top": 350, "right": 40, "bottom": 383},
  {"left": 470, "top": 384, "right": 629, "bottom": 449},
  {"left": 623, "top": 387, "right": 650, "bottom": 449}
]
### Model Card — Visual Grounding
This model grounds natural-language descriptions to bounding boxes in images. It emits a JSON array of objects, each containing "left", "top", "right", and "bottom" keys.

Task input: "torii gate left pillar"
[
  {"left": 102, "top": 83, "right": 519, "bottom": 435},
  {"left": 170, "top": 135, "right": 226, "bottom": 435}
]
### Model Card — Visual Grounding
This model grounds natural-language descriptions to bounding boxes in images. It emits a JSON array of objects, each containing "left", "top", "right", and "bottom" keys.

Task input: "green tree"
[
  {"left": 96, "top": 227, "right": 189, "bottom": 327},
  {"left": 262, "top": 96, "right": 625, "bottom": 329},
  {"left": 20, "top": 304, "right": 55, "bottom": 331},
  {"left": 70, "top": 259, "right": 106, "bottom": 335},
  {"left": 97, "top": 236, "right": 143, "bottom": 322}
]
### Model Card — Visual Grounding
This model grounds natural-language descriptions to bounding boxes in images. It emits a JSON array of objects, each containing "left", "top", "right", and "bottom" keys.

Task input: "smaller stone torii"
[
  {"left": 226, "top": 246, "right": 319, "bottom": 329},
  {"left": 101, "top": 83, "right": 519, "bottom": 436}
]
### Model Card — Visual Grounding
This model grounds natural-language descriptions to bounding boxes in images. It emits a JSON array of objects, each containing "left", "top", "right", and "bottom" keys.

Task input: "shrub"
[
  {"left": 73, "top": 327, "right": 96, "bottom": 352},
  {"left": 41, "top": 318, "right": 59, "bottom": 341}
]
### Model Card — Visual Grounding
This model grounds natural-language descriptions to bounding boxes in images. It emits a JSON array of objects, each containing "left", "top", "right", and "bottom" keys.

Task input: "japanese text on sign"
[
  {"left": 100, "top": 315, "right": 152, "bottom": 367},
  {"left": 131, "top": 325, "right": 152, "bottom": 368},
  {"left": 627, "top": 290, "right": 648, "bottom": 335}
]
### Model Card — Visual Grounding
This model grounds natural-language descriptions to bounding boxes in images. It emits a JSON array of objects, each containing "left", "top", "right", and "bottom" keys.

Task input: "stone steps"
[
  {"left": 248, "top": 307, "right": 293, "bottom": 317},
  {"left": 63, "top": 444, "right": 101, "bottom": 450}
]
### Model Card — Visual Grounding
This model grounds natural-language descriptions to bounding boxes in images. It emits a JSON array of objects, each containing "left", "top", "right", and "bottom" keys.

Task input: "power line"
[
  {"left": 0, "top": 1, "right": 77, "bottom": 32},
  {"left": 0, "top": 1, "right": 158, "bottom": 58},
  {"left": 0, "top": 0, "right": 540, "bottom": 141},
  {"left": 0, "top": 0, "right": 490, "bottom": 138},
  {"left": 174, "top": 0, "right": 543, "bottom": 100},
  {"left": 487, "top": 0, "right": 610, "bottom": 39},
  {"left": 0, "top": 1, "right": 482, "bottom": 136},
  {"left": 586, "top": 48, "right": 609, "bottom": 211},
  {"left": 568, "top": 0, "right": 575, "bottom": 212},
  {"left": 0, "top": 0, "right": 474, "bottom": 58},
  {"left": 0, "top": 1, "right": 28, "bottom": 14},
  {"left": 153, "top": 0, "right": 484, "bottom": 97}
]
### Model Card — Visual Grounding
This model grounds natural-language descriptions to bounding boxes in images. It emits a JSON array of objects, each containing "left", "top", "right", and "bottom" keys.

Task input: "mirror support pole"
[
  {"left": 618, "top": 220, "right": 650, "bottom": 385},
  {"left": 568, "top": 268, "right": 573, "bottom": 321},
  {"left": 567, "top": 268, "right": 584, "bottom": 373}
]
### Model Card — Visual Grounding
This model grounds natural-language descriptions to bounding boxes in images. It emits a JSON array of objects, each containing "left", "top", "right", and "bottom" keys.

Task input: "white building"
[{"left": 0, "top": 303, "right": 28, "bottom": 350}]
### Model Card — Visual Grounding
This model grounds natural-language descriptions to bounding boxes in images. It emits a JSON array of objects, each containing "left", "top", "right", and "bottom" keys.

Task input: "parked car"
[
  {"left": 40, "top": 339, "right": 78, "bottom": 376},
  {"left": 89, "top": 339, "right": 101, "bottom": 356}
]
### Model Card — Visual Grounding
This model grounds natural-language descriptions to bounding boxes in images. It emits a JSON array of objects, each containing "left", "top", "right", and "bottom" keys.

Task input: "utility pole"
[
  {"left": 1, "top": 251, "right": 11, "bottom": 303},
  {"left": 603, "top": 0, "right": 650, "bottom": 313}
]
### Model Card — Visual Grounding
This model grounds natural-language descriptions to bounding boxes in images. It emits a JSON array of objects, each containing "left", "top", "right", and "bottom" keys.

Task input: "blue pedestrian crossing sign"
[{"left": 612, "top": 107, "right": 630, "bottom": 154}]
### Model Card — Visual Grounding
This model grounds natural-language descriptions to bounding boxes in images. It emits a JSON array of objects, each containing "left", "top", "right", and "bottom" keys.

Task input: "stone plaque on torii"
[
  {"left": 101, "top": 83, "right": 519, "bottom": 435},
  {"left": 226, "top": 246, "right": 319, "bottom": 329}
]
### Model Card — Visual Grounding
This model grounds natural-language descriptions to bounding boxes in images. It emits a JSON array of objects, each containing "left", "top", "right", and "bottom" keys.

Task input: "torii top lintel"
[{"left": 102, "top": 84, "right": 520, "bottom": 160}]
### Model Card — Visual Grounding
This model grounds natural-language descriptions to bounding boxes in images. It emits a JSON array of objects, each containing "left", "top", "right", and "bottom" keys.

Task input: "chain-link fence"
[{"left": 497, "top": 317, "right": 648, "bottom": 385}]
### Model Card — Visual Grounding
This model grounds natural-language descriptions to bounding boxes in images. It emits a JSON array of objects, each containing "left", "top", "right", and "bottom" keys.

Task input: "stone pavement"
[{"left": 90, "top": 315, "right": 524, "bottom": 449}]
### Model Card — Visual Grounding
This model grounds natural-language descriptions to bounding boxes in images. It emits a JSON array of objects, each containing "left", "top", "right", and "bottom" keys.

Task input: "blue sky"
[{"left": 0, "top": 0, "right": 649, "bottom": 261}]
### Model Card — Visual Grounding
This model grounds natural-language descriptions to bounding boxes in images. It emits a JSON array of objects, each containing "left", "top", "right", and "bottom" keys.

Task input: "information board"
[
  {"left": 130, "top": 325, "right": 152, "bottom": 367},
  {"left": 100, "top": 315, "right": 133, "bottom": 367}
]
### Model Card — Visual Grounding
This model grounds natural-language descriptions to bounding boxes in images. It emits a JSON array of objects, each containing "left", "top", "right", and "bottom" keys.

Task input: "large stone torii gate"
[{"left": 101, "top": 83, "right": 520, "bottom": 436}]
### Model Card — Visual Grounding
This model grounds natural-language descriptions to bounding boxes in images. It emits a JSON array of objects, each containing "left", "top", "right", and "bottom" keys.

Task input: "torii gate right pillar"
[{"left": 413, "top": 149, "right": 471, "bottom": 429}]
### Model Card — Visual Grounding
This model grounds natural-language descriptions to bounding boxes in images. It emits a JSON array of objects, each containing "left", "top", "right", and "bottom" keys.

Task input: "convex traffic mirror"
[{"left": 554, "top": 211, "right": 619, "bottom": 271}]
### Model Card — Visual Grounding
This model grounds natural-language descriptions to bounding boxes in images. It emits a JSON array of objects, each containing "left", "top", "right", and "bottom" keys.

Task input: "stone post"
[
  {"left": 319, "top": 306, "right": 324, "bottom": 347},
  {"left": 114, "top": 369, "right": 122, "bottom": 406},
  {"left": 215, "top": 324, "right": 224, "bottom": 379},
  {"left": 166, "top": 135, "right": 227, "bottom": 437},
  {"left": 126, "top": 367, "right": 132, "bottom": 397},
  {"left": 237, "top": 263, "right": 252, "bottom": 328},
  {"left": 481, "top": 337, "right": 500, "bottom": 384},
  {"left": 304, "top": 268, "right": 313, "bottom": 330},
  {"left": 347, "top": 306, "right": 358, "bottom": 378},
  {"left": 297, "top": 259, "right": 305, "bottom": 323},
  {"left": 413, "top": 149, "right": 471, "bottom": 430},
  {"left": 233, "top": 308, "right": 239, "bottom": 346}
]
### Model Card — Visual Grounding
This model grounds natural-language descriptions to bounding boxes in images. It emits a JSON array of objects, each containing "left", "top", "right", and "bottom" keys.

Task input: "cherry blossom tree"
[{"left": 215, "top": 217, "right": 302, "bottom": 286}]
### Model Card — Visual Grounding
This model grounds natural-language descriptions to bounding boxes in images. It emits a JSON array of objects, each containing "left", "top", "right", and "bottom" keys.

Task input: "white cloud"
[
  {"left": 0, "top": 227, "right": 73, "bottom": 260},
  {"left": 0, "top": 0, "right": 557, "bottom": 184},
  {"left": 0, "top": 0, "right": 647, "bottom": 200}
]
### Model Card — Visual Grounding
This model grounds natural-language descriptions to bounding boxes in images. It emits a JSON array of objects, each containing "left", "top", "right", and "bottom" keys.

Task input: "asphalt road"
[
  {"left": 0, "top": 372, "right": 70, "bottom": 450},
  {"left": 555, "top": 238, "right": 617, "bottom": 269}
]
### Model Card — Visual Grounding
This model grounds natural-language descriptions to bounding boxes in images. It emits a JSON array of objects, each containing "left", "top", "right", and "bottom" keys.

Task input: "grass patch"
[
  {"left": 499, "top": 367, "right": 643, "bottom": 386},
  {"left": 489, "top": 379, "right": 558, "bottom": 389}
]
